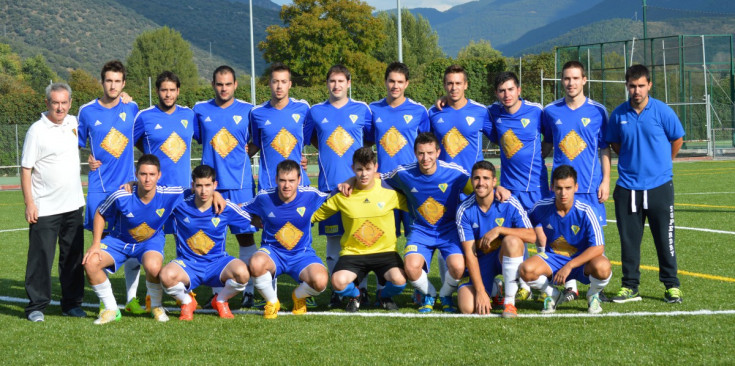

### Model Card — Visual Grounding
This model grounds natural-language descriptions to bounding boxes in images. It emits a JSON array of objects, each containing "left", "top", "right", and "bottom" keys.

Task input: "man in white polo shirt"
[{"left": 21, "top": 82, "right": 87, "bottom": 322}]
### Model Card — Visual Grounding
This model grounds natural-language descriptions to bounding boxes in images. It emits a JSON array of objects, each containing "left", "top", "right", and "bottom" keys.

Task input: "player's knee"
[
  {"left": 501, "top": 236, "right": 524, "bottom": 256},
  {"left": 592, "top": 257, "right": 612, "bottom": 279},
  {"left": 248, "top": 255, "right": 268, "bottom": 276},
  {"left": 311, "top": 274, "right": 328, "bottom": 293},
  {"left": 158, "top": 266, "right": 175, "bottom": 287},
  {"left": 519, "top": 262, "right": 534, "bottom": 282},
  {"left": 457, "top": 287, "right": 474, "bottom": 314},
  {"left": 233, "top": 265, "right": 250, "bottom": 284}
]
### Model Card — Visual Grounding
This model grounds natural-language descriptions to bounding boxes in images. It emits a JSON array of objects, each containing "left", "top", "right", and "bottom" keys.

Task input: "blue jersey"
[
  {"left": 250, "top": 99, "right": 311, "bottom": 190},
  {"left": 194, "top": 99, "right": 254, "bottom": 190},
  {"left": 456, "top": 195, "right": 532, "bottom": 255},
  {"left": 304, "top": 99, "right": 371, "bottom": 191},
  {"left": 242, "top": 186, "right": 328, "bottom": 256},
  {"left": 172, "top": 194, "right": 252, "bottom": 261},
  {"left": 429, "top": 99, "right": 491, "bottom": 171},
  {"left": 367, "top": 98, "right": 430, "bottom": 173},
  {"left": 382, "top": 160, "right": 470, "bottom": 238},
  {"left": 542, "top": 98, "right": 608, "bottom": 194},
  {"left": 77, "top": 98, "right": 138, "bottom": 193},
  {"left": 487, "top": 99, "right": 548, "bottom": 193},
  {"left": 527, "top": 198, "right": 604, "bottom": 259},
  {"left": 97, "top": 185, "right": 184, "bottom": 244},
  {"left": 134, "top": 105, "right": 197, "bottom": 187}
]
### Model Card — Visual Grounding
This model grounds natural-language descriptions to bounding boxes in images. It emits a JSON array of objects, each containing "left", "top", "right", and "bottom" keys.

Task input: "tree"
[
  {"left": 22, "top": 54, "right": 61, "bottom": 95},
  {"left": 373, "top": 10, "right": 444, "bottom": 73},
  {"left": 458, "top": 40, "right": 502, "bottom": 60},
  {"left": 126, "top": 26, "right": 199, "bottom": 92},
  {"left": 69, "top": 69, "right": 102, "bottom": 95},
  {"left": 259, "top": 0, "right": 386, "bottom": 85}
]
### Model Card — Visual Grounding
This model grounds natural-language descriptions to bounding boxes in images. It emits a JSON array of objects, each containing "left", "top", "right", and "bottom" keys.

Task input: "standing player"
[
  {"left": 77, "top": 60, "right": 145, "bottom": 314},
  {"left": 193, "top": 65, "right": 258, "bottom": 308},
  {"left": 456, "top": 161, "right": 535, "bottom": 317},
  {"left": 160, "top": 165, "right": 252, "bottom": 320},
  {"left": 312, "top": 147, "right": 409, "bottom": 312},
  {"left": 243, "top": 160, "right": 329, "bottom": 319},
  {"left": 541, "top": 61, "right": 611, "bottom": 301},
  {"left": 304, "top": 64, "right": 371, "bottom": 306},
  {"left": 519, "top": 165, "right": 611, "bottom": 314},
  {"left": 83, "top": 155, "right": 184, "bottom": 324}
]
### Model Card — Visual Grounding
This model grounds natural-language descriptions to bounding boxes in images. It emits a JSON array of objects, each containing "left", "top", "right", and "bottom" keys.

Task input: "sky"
[{"left": 270, "top": 0, "right": 476, "bottom": 11}]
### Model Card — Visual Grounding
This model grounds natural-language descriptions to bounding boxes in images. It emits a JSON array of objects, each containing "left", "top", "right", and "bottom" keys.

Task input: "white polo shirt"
[{"left": 21, "top": 112, "right": 85, "bottom": 217}]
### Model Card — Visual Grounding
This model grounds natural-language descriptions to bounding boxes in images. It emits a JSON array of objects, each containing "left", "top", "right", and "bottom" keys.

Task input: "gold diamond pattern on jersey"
[
  {"left": 129, "top": 222, "right": 156, "bottom": 242},
  {"left": 480, "top": 238, "right": 503, "bottom": 254},
  {"left": 326, "top": 126, "right": 355, "bottom": 157},
  {"left": 210, "top": 127, "right": 239, "bottom": 158},
  {"left": 274, "top": 222, "right": 303, "bottom": 250},
  {"left": 550, "top": 235, "right": 577, "bottom": 257},
  {"left": 160, "top": 132, "right": 187, "bottom": 163},
  {"left": 417, "top": 197, "right": 445, "bottom": 225},
  {"left": 442, "top": 127, "right": 469, "bottom": 158},
  {"left": 501, "top": 129, "right": 523, "bottom": 159},
  {"left": 558, "top": 130, "right": 587, "bottom": 161},
  {"left": 186, "top": 230, "right": 215, "bottom": 255},
  {"left": 379, "top": 126, "right": 408, "bottom": 157},
  {"left": 271, "top": 128, "right": 298, "bottom": 159},
  {"left": 353, "top": 220, "right": 384, "bottom": 247},
  {"left": 100, "top": 127, "right": 129, "bottom": 159}
]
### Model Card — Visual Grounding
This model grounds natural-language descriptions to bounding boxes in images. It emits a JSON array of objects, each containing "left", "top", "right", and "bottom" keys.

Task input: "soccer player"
[
  {"left": 456, "top": 161, "right": 535, "bottom": 317},
  {"left": 193, "top": 65, "right": 258, "bottom": 308},
  {"left": 312, "top": 147, "right": 409, "bottom": 312},
  {"left": 160, "top": 165, "right": 252, "bottom": 320},
  {"left": 519, "top": 165, "right": 611, "bottom": 314},
  {"left": 77, "top": 60, "right": 145, "bottom": 315},
  {"left": 541, "top": 61, "right": 611, "bottom": 301},
  {"left": 607, "top": 64, "right": 684, "bottom": 304},
  {"left": 304, "top": 64, "right": 371, "bottom": 306},
  {"left": 243, "top": 160, "right": 329, "bottom": 319},
  {"left": 83, "top": 154, "right": 184, "bottom": 324}
]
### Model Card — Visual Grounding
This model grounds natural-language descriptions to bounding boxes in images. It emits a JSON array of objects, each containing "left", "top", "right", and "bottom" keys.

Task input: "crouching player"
[
  {"left": 159, "top": 165, "right": 252, "bottom": 320},
  {"left": 243, "top": 160, "right": 329, "bottom": 319},
  {"left": 519, "top": 165, "right": 611, "bottom": 314},
  {"left": 83, "top": 154, "right": 184, "bottom": 324},
  {"left": 312, "top": 147, "right": 409, "bottom": 312},
  {"left": 456, "top": 161, "right": 536, "bottom": 317}
]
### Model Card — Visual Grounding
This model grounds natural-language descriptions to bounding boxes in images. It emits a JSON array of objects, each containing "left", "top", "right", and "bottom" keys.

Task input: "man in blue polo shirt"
[{"left": 606, "top": 64, "right": 684, "bottom": 304}]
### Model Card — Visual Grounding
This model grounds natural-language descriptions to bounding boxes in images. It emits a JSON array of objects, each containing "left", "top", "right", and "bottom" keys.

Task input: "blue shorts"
[
  {"left": 163, "top": 215, "right": 175, "bottom": 235},
  {"left": 575, "top": 192, "right": 607, "bottom": 226},
  {"left": 511, "top": 189, "right": 547, "bottom": 211},
  {"left": 537, "top": 252, "right": 591, "bottom": 285},
  {"left": 259, "top": 245, "right": 325, "bottom": 283},
  {"left": 394, "top": 210, "right": 413, "bottom": 238},
  {"left": 458, "top": 250, "right": 500, "bottom": 295},
  {"left": 171, "top": 255, "right": 238, "bottom": 292},
  {"left": 318, "top": 213, "right": 344, "bottom": 236},
  {"left": 85, "top": 191, "right": 111, "bottom": 232},
  {"left": 100, "top": 235, "right": 165, "bottom": 274},
  {"left": 219, "top": 188, "right": 257, "bottom": 234},
  {"left": 404, "top": 230, "right": 463, "bottom": 272}
]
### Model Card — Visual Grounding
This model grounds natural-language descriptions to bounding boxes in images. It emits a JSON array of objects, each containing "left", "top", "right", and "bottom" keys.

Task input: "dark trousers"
[
  {"left": 613, "top": 181, "right": 680, "bottom": 291},
  {"left": 25, "top": 207, "right": 85, "bottom": 315}
]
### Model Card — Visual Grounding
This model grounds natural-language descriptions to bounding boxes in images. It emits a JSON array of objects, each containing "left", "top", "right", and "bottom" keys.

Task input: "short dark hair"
[
  {"left": 101, "top": 60, "right": 126, "bottom": 81},
  {"left": 352, "top": 147, "right": 376, "bottom": 167},
  {"left": 192, "top": 164, "right": 216, "bottom": 182},
  {"left": 471, "top": 160, "right": 496, "bottom": 178},
  {"left": 385, "top": 61, "right": 410, "bottom": 81},
  {"left": 414, "top": 132, "right": 440, "bottom": 152},
  {"left": 270, "top": 62, "right": 291, "bottom": 80},
  {"left": 494, "top": 71, "right": 520, "bottom": 90},
  {"left": 443, "top": 64, "right": 467, "bottom": 84},
  {"left": 136, "top": 154, "right": 160, "bottom": 172},
  {"left": 156, "top": 71, "right": 180, "bottom": 89},
  {"left": 552, "top": 164, "right": 577, "bottom": 184},
  {"left": 213, "top": 65, "right": 236, "bottom": 82},
  {"left": 327, "top": 64, "right": 351, "bottom": 81},
  {"left": 276, "top": 159, "right": 301, "bottom": 178},
  {"left": 625, "top": 64, "right": 650, "bottom": 83},
  {"left": 562, "top": 61, "right": 586, "bottom": 78}
]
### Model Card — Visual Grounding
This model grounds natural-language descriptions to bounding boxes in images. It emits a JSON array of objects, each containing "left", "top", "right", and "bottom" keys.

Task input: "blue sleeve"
[
  {"left": 362, "top": 107, "right": 373, "bottom": 143},
  {"left": 419, "top": 109, "right": 430, "bottom": 133},
  {"left": 225, "top": 201, "right": 252, "bottom": 229},
  {"left": 364, "top": 116, "right": 376, "bottom": 143},
  {"left": 457, "top": 208, "right": 475, "bottom": 243},
  {"left": 605, "top": 109, "right": 621, "bottom": 144},
  {"left": 598, "top": 106, "right": 609, "bottom": 148},
  {"left": 133, "top": 113, "right": 145, "bottom": 145},
  {"left": 250, "top": 112, "right": 262, "bottom": 149},
  {"left": 487, "top": 107, "right": 499, "bottom": 144},
  {"left": 241, "top": 195, "right": 261, "bottom": 216},
  {"left": 660, "top": 104, "right": 685, "bottom": 140},
  {"left": 582, "top": 208, "right": 605, "bottom": 247},
  {"left": 193, "top": 107, "right": 203, "bottom": 145},
  {"left": 303, "top": 110, "right": 315, "bottom": 146},
  {"left": 481, "top": 109, "right": 493, "bottom": 140},
  {"left": 540, "top": 110, "right": 553, "bottom": 143},
  {"left": 510, "top": 202, "right": 532, "bottom": 229},
  {"left": 77, "top": 110, "right": 89, "bottom": 148}
]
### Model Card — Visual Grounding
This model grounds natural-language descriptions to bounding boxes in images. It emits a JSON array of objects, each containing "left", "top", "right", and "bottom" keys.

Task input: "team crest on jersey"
[
  {"left": 212, "top": 217, "right": 221, "bottom": 227},
  {"left": 404, "top": 115, "right": 413, "bottom": 124},
  {"left": 349, "top": 114, "right": 358, "bottom": 123},
  {"left": 495, "top": 218, "right": 505, "bottom": 226},
  {"left": 181, "top": 120, "right": 188, "bottom": 128},
  {"left": 156, "top": 208, "right": 165, "bottom": 217},
  {"left": 377, "top": 202, "right": 385, "bottom": 209},
  {"left": 466, "top": 116, "right": 475, "bottom": 126},
  {"left": 234, "top": 115, "right": 243, "bottom": 124},
  {"left": 292, "top": 114, "right": 301, "bottom": 123},
  {"left": 521, "top": 118, "right": 530, "bottom": 128},
  {"left": 581, "top": 118, "right": 590, "bottom": 127},
  {"left": 119, "top": 112, "right": 126, "bottom": 121},
  {"left": 297, "top": 207, "right": 306, "bottom": 217},
  {"left": 438, "top": 183, "right": 448, "bottom": 193},
  {"left": 571, "top": 225, "right": 580, "bottom": 235}
]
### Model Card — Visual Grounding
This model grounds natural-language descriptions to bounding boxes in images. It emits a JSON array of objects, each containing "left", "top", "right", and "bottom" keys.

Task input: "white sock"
[
  {"left": 502, "top": 256, "right": 523, "bottom": 306},
  {"left": 164, "top": 282, "right": 191, "bottom": 305},
  {"left": 326, "top": 236, "right": 341, "bottom": 276},
  {"left": 294, "top": 282, "right": 322, "bottom": 299},
  {"left": 565, "top": 279, "right": 578, "bottom": 293},
  {"left": 438, "top": 255, "right": 447, "bottom": 284},
  {"left": 588, "top": 273, "right": 612, "bottom": 299},
  {"left": 146, "top": 280, "right": 164, "bottom": 308},
  {"left": 239, "top": 246, "right": 257, "bottom": 294},
  {"left": 93, "top": 278, "right": 117, "bottom": 311},
  {"left": 123, "top": 258, "right": 141, "bottom": 303},
  {"left": 519, "top": 277, "right": 531, "bottom": 292},
  {"left": 528, "top": 275, "right": 556, "bottom": 297},
  {"left": 219, "top": 279, "right": 247, "bottom": 301},
  {"left": 410, "top": 271, "right": 437, "bottom": 297},
  {"left": 254, "top": 273, "right": 278, "bottom": 303},
  {"left": 438, "top": 270, "right": 460, "bottom": 297}
]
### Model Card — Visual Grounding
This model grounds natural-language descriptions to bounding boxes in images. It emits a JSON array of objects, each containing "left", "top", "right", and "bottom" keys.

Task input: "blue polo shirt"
[{"left": 606, "top": 97, "right": 684, "bottom": 190}]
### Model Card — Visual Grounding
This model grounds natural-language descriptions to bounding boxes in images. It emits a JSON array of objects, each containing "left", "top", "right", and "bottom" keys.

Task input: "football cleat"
[
  {"left": 240, "top": 292, "right": 254, "bottom": 309},
  {"left": 292, "top": 291, "right": 307, "bottom": 315},
  {"left": 264, "top": 300, "right": 280, "bottom": 319},
  {"left": 178, "top": 294, "right": 198, "bottom": 321},
  {"left": 125, "top": 297, "right": 146, "bottom": 314},
  {"left": 561, "top": 287, "right": 579, "bottom": 303},
  {"left": 541, "top": 296, "right": 556, "bottom": 314},
  {"left": 440, "top": 296, "right": 457, "bottom": 313},
  {"left": 94, "top": 309, "right": 121, "bottom": 325},
  {"left": 376, "top": 289, "right": 398, "bottom": 311},
  {"left": 98, "top": 301, "right": 105, "bottom": 317},
  {"left": 588, "top": 294, "right": 603, "bottom": 314},
  {"left": 345, "top": 297, "right": 360, "bottom": 313},
  {"left": 502, "top": 303, "right": 518, "bottom": 318},
  {"left": 515, "top": 287, "right": 533, "bottom": 301},
  {"left": 306, "top": 296, "right": 318, "bottom": 309},
  {"left": 359, "top": 288, "right": 370, "bottom": 308},
  {"left": 664, "top": 288, "right": 683, "bottom": 304},
  {"left": 492, "top": 276, "right": 505, "bottom": 306},
  {"left": 418, "top": 294, "right": 435, "bottom": 313},
  {"left": 145, "top": 294, "right": 151, "bottom": 312},
  {"left": 253, "top": 299, "right": 267, "bottom": 310},
  {"left": 612, "top": 287, "right": 642, "bottom": 303},
  {"left": 211, "top": 295, "right": 235, "bottom": 319},
  {"left": 412, "top": 289, "right": 423, "bottom": 305},
  {"left": 329, "top": 291, "right": 343, "bottom": 308},
  {"left": 151, "top": 307, "right": 169, "bottom": 322}
]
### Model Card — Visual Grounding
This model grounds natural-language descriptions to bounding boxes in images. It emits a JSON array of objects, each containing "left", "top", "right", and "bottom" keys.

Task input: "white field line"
[
  {"left": 0, "top": 228, "right": 28, "bottom": 233},
  {"left": 607, "top": 220, "right": 735, "bottom": 235},
  {"left": 676, "top": 192, "right": 735, "bottom": 195},
  {"left": 1, "top": 295, "right": 734, "bottom": 319}
]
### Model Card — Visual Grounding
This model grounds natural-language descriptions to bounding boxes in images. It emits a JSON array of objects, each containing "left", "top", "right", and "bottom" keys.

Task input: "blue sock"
[
  {"left": 335, "top": 282, "right": 360, "bottom": 298},
  {"left": 379, "top": 281, "right": 406, "bottom": 298}
]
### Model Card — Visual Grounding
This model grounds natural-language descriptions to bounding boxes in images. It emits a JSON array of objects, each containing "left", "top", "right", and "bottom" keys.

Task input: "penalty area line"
[{"left": 606, "top": 219, "right": 735, "bottom": 236}]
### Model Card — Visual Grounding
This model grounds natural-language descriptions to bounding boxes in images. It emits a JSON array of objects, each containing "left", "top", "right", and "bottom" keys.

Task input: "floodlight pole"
[
  {"left": 250, "top": 0, "right": 256, "bottom": 104},
  {"left": 642, "top": 0, "right": 648, "bottom": 40},
  {"left": 397, "top": 0, "right": 403, "bottom": 62}
]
